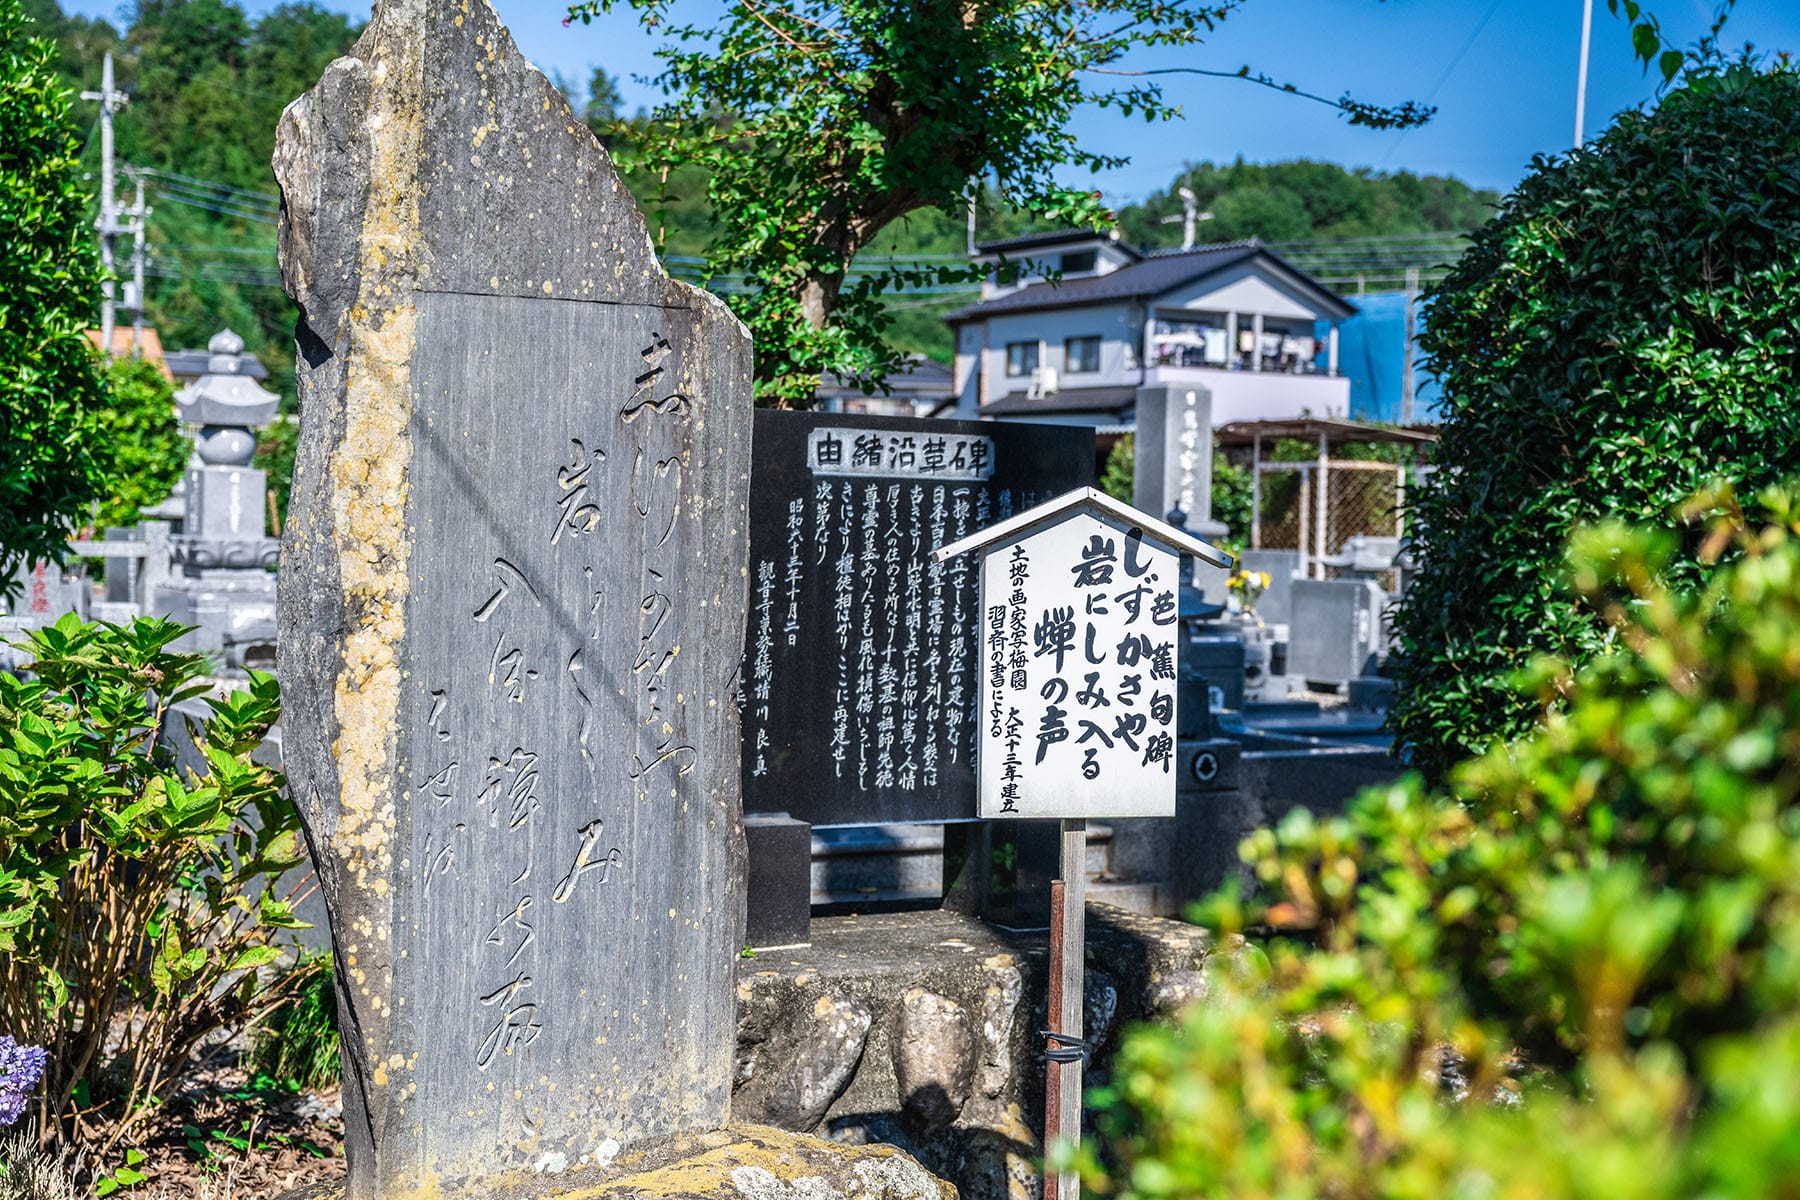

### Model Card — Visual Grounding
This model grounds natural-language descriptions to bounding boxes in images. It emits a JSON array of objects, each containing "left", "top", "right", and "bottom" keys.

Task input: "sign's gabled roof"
[{"left": 934, "top": 486, "right": 1234, "bottom": 568}]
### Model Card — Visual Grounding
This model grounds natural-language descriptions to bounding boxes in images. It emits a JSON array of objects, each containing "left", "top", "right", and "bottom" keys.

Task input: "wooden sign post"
[{"left": 936, "top": 487, "right": 1231, "bottom": 1200}]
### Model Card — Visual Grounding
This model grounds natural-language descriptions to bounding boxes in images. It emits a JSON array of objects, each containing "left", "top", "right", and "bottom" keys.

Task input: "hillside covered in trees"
[{"left": 31, "top": 0, "right": 1498, "bottom": 383}]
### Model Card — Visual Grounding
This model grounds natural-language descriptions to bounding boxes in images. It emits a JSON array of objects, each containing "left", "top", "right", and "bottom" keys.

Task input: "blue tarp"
[{"left": 1325, "top": 291, "right": 1442, "bottom": 425}]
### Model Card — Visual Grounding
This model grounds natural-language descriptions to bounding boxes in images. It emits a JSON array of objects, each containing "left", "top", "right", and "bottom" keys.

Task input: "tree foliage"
[
  {"left": 1073, "top": 481, "right": 1800, "bottom": 1199},
  {"left": 1117, "top": 159, "right": 1499, "bottom": 249},
  {"left": 24, "top": 0, "right": 361, "bottom": 409},
  {"left": 0, "top": 0, "right": 106, "bottom": 595},
  {"left": 567, "top": 0, "right": 1429, "bottom": 403},
  {"left": 90, "top": 357, "right": 185, "bottom": 531},
  {"left": 1389, "top": 61, "right": 1800, "bottom": 782}
]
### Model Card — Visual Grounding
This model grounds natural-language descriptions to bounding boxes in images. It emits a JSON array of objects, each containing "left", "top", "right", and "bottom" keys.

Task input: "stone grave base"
[
  {"left": 732, "top": 905, "right": 1216, "bottom": 1200},
  {"left": 275, "top": 1125, "right": 954, "bottom": 1200}
]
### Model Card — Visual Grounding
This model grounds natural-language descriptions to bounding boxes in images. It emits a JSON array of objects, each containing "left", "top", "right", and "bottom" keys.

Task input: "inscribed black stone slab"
[
  {"left": 273, "top": 0, "right": 753, "bottom": 1194},
  {"left": 741, "top": 411, "right": 1092, "bottom": 826},
  {"left": 743, "top": 814, "right": 812, "bottom": 948}
]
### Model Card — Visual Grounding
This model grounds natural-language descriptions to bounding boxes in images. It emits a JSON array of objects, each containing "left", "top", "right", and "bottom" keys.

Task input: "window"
[
  {"left": 1065, "top": 336, "right": 1101, "bottom": 374},
  {"left": 1005, "top": 341, "right": 1040, "bottom": 377},
  {"left": 1060, "top": 249, "right": 1097, "bottom": 274}
]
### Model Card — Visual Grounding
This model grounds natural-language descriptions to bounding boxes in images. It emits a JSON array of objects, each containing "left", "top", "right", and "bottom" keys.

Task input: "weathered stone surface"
[
  {"left": 894, "top": 990, "right": 974, "bottom": 1130},
  {"left": 974, "top": 956, "right": 1023, "bottom": 1103},
  {"left": 731, "top": 906, "right": 1218, "bottom": 1200},
  {"left": 275, "top": 1124, "right": 957, "bottom": 1200},
  {"left": 766, "top": 998, "right": 873, "bottom": 1132},
  {"left": 1082, "top": 971, "right": 1119, "bottom": 1058},
  {"left": 951, "top": 1108, "right": 1041, "bottom": 1200},
  {"left": 272, "top": 0, "right": 752, "bottom": 1194}
]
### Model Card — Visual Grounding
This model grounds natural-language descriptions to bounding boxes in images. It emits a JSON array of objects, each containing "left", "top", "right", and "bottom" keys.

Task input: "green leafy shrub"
[
  {"left": 91, "top": 358, "right": 187, "bottom": 532},
  {"left": 1072, "top": 481, "right": 1800, "bottom": 1198},
  {"left": 1098, "top": 435, "right": 1133, "bottom": 504},
  {"left": 0, "top": 617, "right": 308, "bottom": 1151},
  {"left": 244, "top": 952, "right": 338, "bottom": 1091},
  {"left": 0, "top": 0, "right": 107, "bottom": 596},
  {"left": 1391, "top": 62, "right": 1800, "bottom": 781}
]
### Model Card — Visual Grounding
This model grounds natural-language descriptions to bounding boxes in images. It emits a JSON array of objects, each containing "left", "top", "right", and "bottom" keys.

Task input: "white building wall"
[
  {"left": 1146, "top": 366, "right": 1351, "bottom": 423},
  {"left": 977, "top": 301, "right": 1137, "bottom": 407}
]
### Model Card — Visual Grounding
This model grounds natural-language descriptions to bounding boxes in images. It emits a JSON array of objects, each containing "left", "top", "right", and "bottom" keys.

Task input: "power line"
[{"left": 141, "top": 167, "right": 280, "bottom": 209}]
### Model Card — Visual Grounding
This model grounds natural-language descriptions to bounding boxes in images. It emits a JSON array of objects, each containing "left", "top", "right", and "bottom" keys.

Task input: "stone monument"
[
  {"left": 273, "top": 0, "right": 753, "bottom": 1193},
  {"left": 1132, "top": 382, "right": 1226, "bottom": 540},
  {"left": 155, "top": 327, "right": 282, "bottom": 668}
]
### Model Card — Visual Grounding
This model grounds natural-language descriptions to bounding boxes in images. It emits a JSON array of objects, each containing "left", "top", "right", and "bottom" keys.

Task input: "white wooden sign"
[{"left": 937, "top": 487, "right": 1232, "bottom": 820}]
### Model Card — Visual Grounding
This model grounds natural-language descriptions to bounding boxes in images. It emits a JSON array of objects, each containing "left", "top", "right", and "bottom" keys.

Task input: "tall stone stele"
[{"left": 273, "top": 0, "right": 754, "bottom": 1193}]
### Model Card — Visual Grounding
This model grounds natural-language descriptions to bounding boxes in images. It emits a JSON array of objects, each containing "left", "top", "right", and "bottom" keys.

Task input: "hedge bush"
[
  {"left": 0, "top": 0, "right": 107, "bottom": 596},
  {"left": 0, "top": 618, "right": 308, "bottom": 1150},
  {"left": 1070, "top": 481, "right": 1800, "bottom": 1198},
  {"left": 1391, "top": 62, "right": 1800, "bottom": 781}
]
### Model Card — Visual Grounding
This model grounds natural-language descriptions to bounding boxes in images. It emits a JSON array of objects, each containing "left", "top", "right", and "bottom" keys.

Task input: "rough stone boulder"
[{"left": 276, "top": 1126, "right": 956, "bottom": 1200}]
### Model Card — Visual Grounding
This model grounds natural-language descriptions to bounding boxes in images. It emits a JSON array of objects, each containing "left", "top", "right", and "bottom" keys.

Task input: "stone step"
[{"left": 1086, "top": 878, "right": 1182, "bottom": 919}]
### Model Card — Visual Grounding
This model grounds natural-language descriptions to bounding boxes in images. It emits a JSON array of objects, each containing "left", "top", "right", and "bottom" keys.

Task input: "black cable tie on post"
[{"left": 1041, "top": 1029, "right": 1089, "bottom": 1064}]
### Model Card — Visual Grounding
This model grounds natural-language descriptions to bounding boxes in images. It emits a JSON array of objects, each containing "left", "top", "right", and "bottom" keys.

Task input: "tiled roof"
[
  {"left": 945, "top": 241, "right": 1356, "bottom": 323},
  {"left": 946, "top": 242, "right": 1263, "bottom": 320},
  {"left": 979, "top": 384, "right": 1139, "bottom": 417},
  {"left": 816, "top": 356, "right": 955, "bottom": 401},
  {"left": 974, "top": 228, "right": 1137, "bottom": 257}
]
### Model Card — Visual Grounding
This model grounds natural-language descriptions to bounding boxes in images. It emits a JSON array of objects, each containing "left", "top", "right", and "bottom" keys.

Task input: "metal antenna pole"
[
  {"left": 1575, "top": 0, "right": 1594, "bottom": 147},
  {"left": 1401, "top": 265, "right": 1419, "bottom": 425},
  {"left": 81, "top": 52, "right": 129, "bottom": 359}
]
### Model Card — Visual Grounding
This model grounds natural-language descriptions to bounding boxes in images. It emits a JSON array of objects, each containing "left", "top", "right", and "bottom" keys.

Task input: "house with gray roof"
[{"left": 946, "top": 230, "right": 1357, "bottom": 426}]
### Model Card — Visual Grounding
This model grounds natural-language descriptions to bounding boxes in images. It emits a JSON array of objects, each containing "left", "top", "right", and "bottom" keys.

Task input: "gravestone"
[
  {"left": 1132, "top": 383, "right": 1226, "bottom": 539},
  {"left": 742, "top": 411, "right": 1092, "bottom": 825},
  {"left": 273, "top": 0, "right": 753, "bottom": 1194},
  {"left": 156, "top": 328, "right": 282, "bottom": 669}
]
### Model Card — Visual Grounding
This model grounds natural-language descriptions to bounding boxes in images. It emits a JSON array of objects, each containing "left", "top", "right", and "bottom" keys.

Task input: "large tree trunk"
[{"left": 798, "top": 272, "right": 839, "bottom": 329}]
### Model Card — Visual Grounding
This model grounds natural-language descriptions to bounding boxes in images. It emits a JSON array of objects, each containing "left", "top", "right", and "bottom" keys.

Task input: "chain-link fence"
[{"left": 1253, "top": 461, "right": 1409, "bottom": 577}]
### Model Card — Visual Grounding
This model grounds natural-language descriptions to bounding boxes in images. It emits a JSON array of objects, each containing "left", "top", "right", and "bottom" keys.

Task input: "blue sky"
[{"left": 61, "top": 0, "right": 1800, "bottom": 203}]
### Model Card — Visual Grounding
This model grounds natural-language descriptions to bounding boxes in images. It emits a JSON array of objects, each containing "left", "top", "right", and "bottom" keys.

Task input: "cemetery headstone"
[
  {"left": 274, "top": 0, "right": 753, "bottom": 1193},
  {"left": 0, "top": 560, "right": 89, "bottom": 668},
  {"left": 1132, "top": 383, "right": 1225, "bottom": 539},
  {"left": 742, "top": 411, "right": 1092, "bottom": 825},
  {"left": 155, "top": 328, "right": 282, "bottom": 668}
]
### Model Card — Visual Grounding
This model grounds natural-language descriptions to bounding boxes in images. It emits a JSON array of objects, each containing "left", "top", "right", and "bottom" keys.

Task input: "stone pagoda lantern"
[{"left": 155, "top": 328, "right": 281, "bottom": 669}]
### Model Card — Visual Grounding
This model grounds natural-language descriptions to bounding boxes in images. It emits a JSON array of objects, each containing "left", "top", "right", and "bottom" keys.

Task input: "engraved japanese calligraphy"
[
  {"left": 739, "top": 412, "right": 1093, "bottom": 825},
  {"left": 274, "top": 0, "right": 752, "bottom": 1188}
]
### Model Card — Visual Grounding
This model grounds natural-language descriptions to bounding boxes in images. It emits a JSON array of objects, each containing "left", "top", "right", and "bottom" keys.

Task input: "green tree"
[
  {"left": 567, "top": 0, "right": 1431, "bottom": 403},
  {"left": 1115, "top": 159, "right": 1501, "bottom": 249},
  {"left": 1390, "top": 62, "right": 1800, "bottom": 782},
  {"left": 91, "top": 357, "right": 186, "bottom": 530},
  {"left": 0, "top": 0, "right": 106, "bottom": 596},
  {"left": 1073, "top": 480, "right": 1800, "bottom": 1199},
  {"left": 1099, "top": 435, "right": 1134, "bottom": 503},
  {"left": 583, "top": 65, "right": 621, "bottom": 135}
]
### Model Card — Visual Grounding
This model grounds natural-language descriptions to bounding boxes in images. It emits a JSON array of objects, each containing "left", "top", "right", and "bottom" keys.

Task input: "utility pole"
[
  {"left": 127, "top": 169, "right": 150, "bottom": 354},
  {"left": 1574, "top": 0, "right": 1594, "bottom": 147},
  {"left": 81, "top": 53, "right": 130, "bottom": 359}
]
